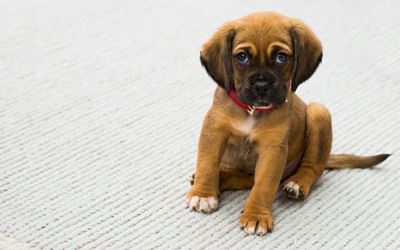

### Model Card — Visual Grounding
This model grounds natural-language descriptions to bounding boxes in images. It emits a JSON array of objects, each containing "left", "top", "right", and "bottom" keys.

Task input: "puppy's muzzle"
[
  {"left": 253, "top": 80, "right": 271, "bottom": 94},
  {"left": 250, "top": 74, "right": 275, "bottom": 96}
]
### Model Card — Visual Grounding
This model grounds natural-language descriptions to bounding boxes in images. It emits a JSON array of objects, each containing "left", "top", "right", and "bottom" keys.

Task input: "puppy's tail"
[{"left": 325, "top": 154, "right": 391, "bottom": 169}]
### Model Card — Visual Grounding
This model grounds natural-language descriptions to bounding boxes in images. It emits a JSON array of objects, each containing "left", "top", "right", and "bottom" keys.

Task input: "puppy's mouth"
[
  {"left": 253, "top": 101, "right": 273, "bottom": 107},
  {"left": 239, "top": 97, "right": 277, "bottom": 109},
  {"left": 239, "top": 94, "right": 284, "bottom": 108},
  {"left": 237, "top": 88, "right": 288, "bottom": 108}
]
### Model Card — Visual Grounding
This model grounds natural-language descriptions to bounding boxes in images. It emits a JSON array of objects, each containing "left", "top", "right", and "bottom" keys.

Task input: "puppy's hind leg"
[{"left": 283, "top": 103, "right": 332, "bottom": 199}]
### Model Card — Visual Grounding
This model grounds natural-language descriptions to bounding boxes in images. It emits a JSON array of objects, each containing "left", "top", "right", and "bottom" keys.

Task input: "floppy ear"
[
  {"left": 200, "top": 24, "right": 236, "bottom": 93},
  {"left": 290, "top": 21, "right": 323, "bottom": 91}
]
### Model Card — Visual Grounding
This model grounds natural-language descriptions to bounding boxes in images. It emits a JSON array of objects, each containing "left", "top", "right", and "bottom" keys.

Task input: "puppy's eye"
[
  {"left": 236, "top": 52, "right": 250, "bottom": 65},
  {"left": 275, "top": 52, "right": 288, "bottom": 65}
]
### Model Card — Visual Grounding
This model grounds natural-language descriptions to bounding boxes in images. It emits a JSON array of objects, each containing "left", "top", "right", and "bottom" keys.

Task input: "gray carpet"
[{"left": 0, "top": 0, "right": 399, "bottom": 249}]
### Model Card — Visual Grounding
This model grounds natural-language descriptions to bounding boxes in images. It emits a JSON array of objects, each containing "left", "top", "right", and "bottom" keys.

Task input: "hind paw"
[{"left": 283, "top": 181, "right": 306, "bottom": 200}]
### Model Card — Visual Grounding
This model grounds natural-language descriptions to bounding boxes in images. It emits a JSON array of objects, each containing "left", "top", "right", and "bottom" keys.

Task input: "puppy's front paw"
[
  {"left": 186, "top": 187, "right": 219, "bottom": 213},
  {"left": 239, "top": 209, "right": 274, "bottom": 236},
  {"left": 186, "top": 195, "right": 218, "bottom": 213}
]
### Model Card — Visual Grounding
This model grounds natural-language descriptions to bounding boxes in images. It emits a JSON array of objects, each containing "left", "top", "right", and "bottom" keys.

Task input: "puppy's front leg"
[
  {"left": 240, "top": 144, "right": 288, "bottom": 235},
  {"left": 186, "top": 113, "right": 228, "bottom": 213}
]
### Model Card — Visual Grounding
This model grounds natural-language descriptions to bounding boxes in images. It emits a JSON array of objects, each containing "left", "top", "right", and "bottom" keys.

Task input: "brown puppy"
[{"left": 186, "top": 12, "right": 390, "bottom": 235}]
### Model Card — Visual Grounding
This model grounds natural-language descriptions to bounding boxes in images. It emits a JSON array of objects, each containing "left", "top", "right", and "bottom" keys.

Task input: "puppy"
[{"left": 186, "top": 12, "right": 390, "bottom": 235}]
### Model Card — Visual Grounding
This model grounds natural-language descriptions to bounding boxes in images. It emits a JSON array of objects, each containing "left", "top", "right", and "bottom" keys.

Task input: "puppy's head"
[{"left": 200, "top": 12, "right": 322, "bottom": 107}]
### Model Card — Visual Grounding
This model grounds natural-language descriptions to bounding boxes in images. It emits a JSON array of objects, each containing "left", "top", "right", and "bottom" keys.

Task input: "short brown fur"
[{"left": 186, "top": 12, "right": 390, "bottom": 236}]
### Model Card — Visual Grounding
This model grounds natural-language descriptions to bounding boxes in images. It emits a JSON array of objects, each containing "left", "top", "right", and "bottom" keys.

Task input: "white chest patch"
[{"left": 235, "top": 117, "right": 256, "bottom": 135}]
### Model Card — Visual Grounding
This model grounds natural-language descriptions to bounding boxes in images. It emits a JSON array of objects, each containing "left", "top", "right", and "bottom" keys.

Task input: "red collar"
[{"left": 228, "top": 90, "right": 277, "bottom": 115}]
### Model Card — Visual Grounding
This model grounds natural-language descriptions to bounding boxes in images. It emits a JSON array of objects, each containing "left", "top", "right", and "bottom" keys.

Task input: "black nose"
[{"left": 254, "top": 80, "right": 270, "bottom": 93}]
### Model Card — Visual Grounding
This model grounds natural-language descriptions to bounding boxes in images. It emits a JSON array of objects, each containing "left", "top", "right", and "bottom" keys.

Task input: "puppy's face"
[
  {"left": 231, "top": 19, "right": 294, "bottom": 106},
  {"left": 200, "top": 12, "right": 322, "bottom": 107}
]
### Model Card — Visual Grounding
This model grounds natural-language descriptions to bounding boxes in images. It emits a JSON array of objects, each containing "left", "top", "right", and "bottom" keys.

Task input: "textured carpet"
[{"left": 0, "top": 0, "right": 399, "bottom": 249}]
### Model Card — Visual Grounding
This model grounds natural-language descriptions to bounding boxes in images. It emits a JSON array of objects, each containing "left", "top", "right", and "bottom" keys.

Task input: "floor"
[{"left": 0, "top": 0, "right": 399, "bottom": 249}]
